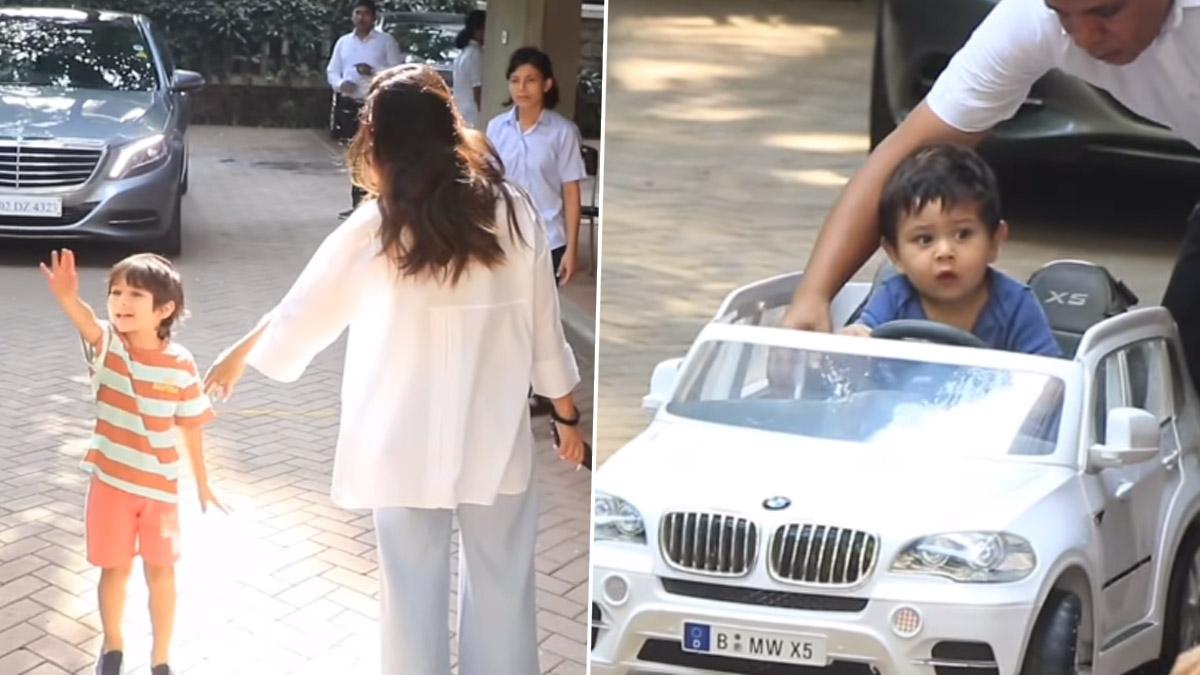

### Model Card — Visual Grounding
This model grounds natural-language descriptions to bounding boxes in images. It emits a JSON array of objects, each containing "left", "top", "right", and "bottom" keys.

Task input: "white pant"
[{"left": 372, "top": 486, "right": 540, "bottom": 675}]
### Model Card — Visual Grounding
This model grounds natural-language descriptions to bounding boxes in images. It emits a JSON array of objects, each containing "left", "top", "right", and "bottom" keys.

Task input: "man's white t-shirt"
[{"left": 925, "top": 0, "right": 1200, "bottom": 148}]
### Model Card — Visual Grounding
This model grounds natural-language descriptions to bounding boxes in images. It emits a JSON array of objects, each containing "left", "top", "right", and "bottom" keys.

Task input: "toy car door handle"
[
  {"left": 1164, "top": 449, "right": 1182, "bottom": 469},
  {"left": 1116, "top": 481, "right": 1134, "bottom": 500}
]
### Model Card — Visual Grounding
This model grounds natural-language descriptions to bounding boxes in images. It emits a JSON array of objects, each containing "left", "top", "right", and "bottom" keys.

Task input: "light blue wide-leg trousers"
[{"left": 372, "top": 485, "right": 540, "bottom": 675}]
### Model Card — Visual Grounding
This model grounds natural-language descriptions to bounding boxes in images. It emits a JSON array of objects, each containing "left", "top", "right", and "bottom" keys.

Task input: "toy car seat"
[
  {"left": 1025, "top": 260, "right": 1139, "bottom": 358},
  {"left": 844, "top": 259, "right": 901, "bottom": 326}
]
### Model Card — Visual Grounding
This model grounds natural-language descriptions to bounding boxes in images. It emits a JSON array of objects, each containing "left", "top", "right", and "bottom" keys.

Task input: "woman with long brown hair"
[{"left": 202, "top": 64, "right": 585, "bottom": 675}]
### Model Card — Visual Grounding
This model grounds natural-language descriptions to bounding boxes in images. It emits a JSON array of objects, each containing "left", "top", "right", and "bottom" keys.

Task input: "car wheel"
[
  {"left": 1159, "top": 526, "right": 1200, "bottom": 669},
  {"left": 1020, "top": 589, "right": 1084, "bottom": 675},
  {"left": 152, "top": 195, "right": 182, "bottom": 258},
  {"left": 868, "top": 14, "right": 896, "bottom": 150}
]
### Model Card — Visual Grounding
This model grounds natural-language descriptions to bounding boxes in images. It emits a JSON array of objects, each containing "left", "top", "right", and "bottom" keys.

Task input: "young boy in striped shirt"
[{"left": 40, "top": 249, "right": 224, "bottom": 675}]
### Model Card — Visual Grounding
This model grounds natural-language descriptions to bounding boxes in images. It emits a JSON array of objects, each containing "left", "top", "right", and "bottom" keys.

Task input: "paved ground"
[
  {"left": 0, "top": 126, "right": 592, "bottom": 674},
  {"left": 595, "top": 0, "right": 1196, "bottom": 465}
]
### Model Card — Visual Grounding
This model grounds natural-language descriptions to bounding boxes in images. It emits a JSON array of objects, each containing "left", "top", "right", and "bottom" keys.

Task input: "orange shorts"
[{"left": 85, "top": 474, "right": 180, "bottom": 568}]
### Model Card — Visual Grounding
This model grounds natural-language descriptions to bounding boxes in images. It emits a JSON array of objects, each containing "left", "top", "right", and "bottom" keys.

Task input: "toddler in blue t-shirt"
[{"left": 842, "top": 143, "right": 1061, "bottom": 357}]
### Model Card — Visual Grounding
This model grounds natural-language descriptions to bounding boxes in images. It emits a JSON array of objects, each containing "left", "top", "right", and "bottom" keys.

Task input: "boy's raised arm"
[{"left": 40, "top": 249, "right": 104, "bottom": 348}]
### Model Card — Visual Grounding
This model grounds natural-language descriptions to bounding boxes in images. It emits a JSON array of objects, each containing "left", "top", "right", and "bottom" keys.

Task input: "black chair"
[{"left": 581, "top": 144, "right": 600, "bottom": 275}]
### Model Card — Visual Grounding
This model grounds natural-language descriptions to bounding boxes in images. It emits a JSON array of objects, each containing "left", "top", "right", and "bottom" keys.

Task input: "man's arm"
[
  {"left": 386, "top": 35, "right": 404, "bottom": 68},
  {"left": 326, "top": 37, "right": 344, "bottom": 91},
  {"left": 783, "top": 102, "right": 988, "bottom": 331}
]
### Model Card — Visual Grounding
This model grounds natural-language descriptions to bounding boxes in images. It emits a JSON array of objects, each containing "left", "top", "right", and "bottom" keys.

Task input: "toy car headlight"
[
  {"left": 594, "top": 491, "right": 646, "bottom": 544},
  {"left": 891, "top": 532, "right": 1036, "bottom": 582}
]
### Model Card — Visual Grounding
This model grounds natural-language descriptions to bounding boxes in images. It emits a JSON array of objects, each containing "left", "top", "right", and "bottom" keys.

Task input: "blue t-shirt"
[{"left": 858, "top": 268, "right": 1062, "bottom": 357}]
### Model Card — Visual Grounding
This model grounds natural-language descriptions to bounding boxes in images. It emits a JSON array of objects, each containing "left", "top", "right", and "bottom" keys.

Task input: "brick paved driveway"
[
  {"left": 595, "top": 0, "right": 1194, "bottom": 465},
  {"left": 0, "top": 126, "right": 591, "bottom": 674}
]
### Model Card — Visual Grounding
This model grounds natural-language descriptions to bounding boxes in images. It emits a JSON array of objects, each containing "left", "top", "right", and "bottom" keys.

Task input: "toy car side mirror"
[
  {"left": 643, "top": 357, "right": 684, "bottom": 412},
  {"left": 1088, "top": 407, "right": 1160, "bottom": 470}
]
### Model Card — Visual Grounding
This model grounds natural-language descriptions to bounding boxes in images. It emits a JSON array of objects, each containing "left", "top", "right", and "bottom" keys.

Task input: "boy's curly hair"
[
  {"left": 107, "top": 253, "right": 187, "bottom": 340},
  {"left": 879, "top": 143, "right": 1002, "bottom": 247}
]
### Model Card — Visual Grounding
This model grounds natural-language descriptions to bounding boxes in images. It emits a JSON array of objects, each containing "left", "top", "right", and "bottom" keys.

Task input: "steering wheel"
[{"left": 870, "top": 319, "right": 988, "bottom": 349}]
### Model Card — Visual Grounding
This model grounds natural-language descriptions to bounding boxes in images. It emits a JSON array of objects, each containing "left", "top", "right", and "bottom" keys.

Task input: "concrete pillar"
[{"left": 480, "top": 0, "right": 582, "bottom": 126}]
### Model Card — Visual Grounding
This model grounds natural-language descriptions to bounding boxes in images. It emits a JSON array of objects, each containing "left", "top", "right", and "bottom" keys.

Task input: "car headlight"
[
  {"left": 108, "top": 134, "right": 167, "bottom": 179},
  {"left": 594, "top": 491, "right": 646, "bottom": 544},
  {"left": 891, "top": 532, "right": 1036, "bottom": 582}
]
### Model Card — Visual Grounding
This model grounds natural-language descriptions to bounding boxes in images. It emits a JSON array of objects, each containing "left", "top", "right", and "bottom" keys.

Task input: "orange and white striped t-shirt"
[{"left": 81, "top": 322, "right": 215, "bottom": 503}]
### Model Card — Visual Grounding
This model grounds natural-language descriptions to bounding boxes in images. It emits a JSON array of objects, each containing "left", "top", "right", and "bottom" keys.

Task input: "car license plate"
[
  {"left": 0, "top": 195, "right": 63, "bottom": 218},
  {"left": 682, "top": 622, "right": 826, "bottom": 666}
]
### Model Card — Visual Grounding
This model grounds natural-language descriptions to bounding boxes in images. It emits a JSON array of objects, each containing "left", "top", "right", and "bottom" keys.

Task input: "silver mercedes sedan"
[{"left": 0, "top": 8, "right": 203, "bottom": 256}]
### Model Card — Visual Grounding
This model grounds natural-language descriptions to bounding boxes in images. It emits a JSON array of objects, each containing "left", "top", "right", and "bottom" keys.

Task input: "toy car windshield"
[{"left": 664, "top": 338, "right": 1065, "bottom": 458}]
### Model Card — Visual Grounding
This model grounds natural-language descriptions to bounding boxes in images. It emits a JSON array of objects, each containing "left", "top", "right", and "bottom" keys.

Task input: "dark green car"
[{"left": 869, "top": 0, "right": 1200, "bottom": 175}]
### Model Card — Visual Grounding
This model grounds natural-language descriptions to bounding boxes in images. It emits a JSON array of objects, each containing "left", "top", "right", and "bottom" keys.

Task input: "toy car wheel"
[
  {"left": 1020, "top": 589, "right": 1083, "bottom": 675},
  {"left": 1159, "top": 526, "right": 1200, "bottom": 668}
]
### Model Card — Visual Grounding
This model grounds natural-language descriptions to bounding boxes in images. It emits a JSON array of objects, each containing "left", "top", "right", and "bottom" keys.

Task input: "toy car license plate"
[
  {"left": 0, "top": 195, "right": 62, "bottom": 218},
  {"left": 682, "top": 622, "right": 826, "bottom": 666}
]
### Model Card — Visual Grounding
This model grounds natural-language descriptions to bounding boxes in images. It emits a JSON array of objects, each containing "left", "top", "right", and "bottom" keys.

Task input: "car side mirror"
[
  {"left": 642, "top": 357, "right": 684, "bottom": 412},
  {"left": 1088, "top": 407, "right": 1160, "bottom": 470},
  {"left": 171, "top": 69, "right": 205, "bottom": 93}
]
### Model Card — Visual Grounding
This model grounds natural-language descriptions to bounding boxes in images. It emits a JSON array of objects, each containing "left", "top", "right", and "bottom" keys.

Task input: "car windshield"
[
  {"left": 665, "top": 339, "right": 1066, "bottom": 457},
  {"left": 0, "top": 16, "right": 157, "bottom": 91}
]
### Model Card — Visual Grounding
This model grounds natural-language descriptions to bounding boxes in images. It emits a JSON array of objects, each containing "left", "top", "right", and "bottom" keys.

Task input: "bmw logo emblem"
[{"left": 763, "top": 496, "right": 791, "bottom": 511}]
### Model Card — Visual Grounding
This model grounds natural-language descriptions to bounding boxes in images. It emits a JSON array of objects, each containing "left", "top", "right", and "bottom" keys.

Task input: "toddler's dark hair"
[
  {"left": 878, "top": 143, "right": 1002, "bottom": 247},
  {"left": 108, "top": 253, "right": 186, "bottom": 340}
]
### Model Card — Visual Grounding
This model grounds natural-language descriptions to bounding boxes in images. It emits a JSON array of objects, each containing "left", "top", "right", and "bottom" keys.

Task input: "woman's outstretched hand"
[{"left": 204, "top": 348, "right": 247, "bottom": 402}]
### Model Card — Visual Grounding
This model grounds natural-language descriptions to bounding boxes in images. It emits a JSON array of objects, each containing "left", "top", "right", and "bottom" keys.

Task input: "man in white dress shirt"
[
  {"left": 326, "top": 0, "right": 404, "bottom": 217},
  {"left": 772, "top": 2, "right": 1200, "bottom": 669}
]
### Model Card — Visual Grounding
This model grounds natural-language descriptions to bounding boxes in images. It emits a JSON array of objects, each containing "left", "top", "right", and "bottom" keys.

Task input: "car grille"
[
  {"left": 660, "top": 511, "right": 758, "bottom": 577},
  {"left": 0, "top": 142, "right": 104, "bottom": 188},
  {"left": 767, "top": 524, "right": 878, "bottom": 587},
  {"left": 660, "top": 578, "right": 868, "bottom": 612}
]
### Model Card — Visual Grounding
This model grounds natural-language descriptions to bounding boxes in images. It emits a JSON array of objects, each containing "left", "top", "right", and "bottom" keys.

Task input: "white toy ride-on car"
[{"left": 590, "top": 259, "right": 1200, "bottom": 675}]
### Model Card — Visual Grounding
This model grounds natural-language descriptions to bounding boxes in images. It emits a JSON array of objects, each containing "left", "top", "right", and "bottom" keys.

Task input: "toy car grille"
[
  {"left": 659, "top": 512, "right": 758, "bottom": 576},
  {"left": 768, "top": 523, "right": 878, "bottom": 587},
  {"left": 0, "top": 142, "right": 103, "bottom": 189}
]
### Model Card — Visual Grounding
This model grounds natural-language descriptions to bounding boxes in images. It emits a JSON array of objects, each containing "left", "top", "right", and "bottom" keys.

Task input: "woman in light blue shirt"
[{"left": 486, "top": 47, "right": 587, "bottom": 286}]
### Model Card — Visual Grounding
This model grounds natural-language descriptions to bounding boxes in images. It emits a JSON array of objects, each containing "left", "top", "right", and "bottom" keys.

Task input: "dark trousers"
[
  {"left": 550, "top": 245, "right": 566, "bottom": 286},
  {"left": 332, "top": 94, "right": 367, "bottom": 208},
  {"left": 1162, "top": 199, "right": 1200, "bottom": 392}
]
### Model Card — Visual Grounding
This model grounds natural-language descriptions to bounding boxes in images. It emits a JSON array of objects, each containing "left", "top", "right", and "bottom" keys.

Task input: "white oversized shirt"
[
  {"left": 326, "top": 29, "right": 405, "bottom": 101},
  {"left": 244, "top": 185, "right": 580, "bottom": 510},
  {"left": 486, "top": 108, "right": 588, "bottom": 251},
  {"left": 452, "top": 41, "right": 485, "bottom": 129},
  {"left": 925, "top": 0, "right": 1200, "bottom": 148}
]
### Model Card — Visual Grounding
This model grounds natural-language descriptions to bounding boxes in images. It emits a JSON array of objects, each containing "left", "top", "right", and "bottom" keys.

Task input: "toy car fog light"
[
  {"left": 890, "top": 606, "right": 922, "bottom": 637},
  {"left": 594, "top": 491, "right": 647, "bottom": 544},
  {"left": 892, "top": 532, "right": 1036, "bottom": 582},
  {"left": 603, "top": 574, "right": 630, "bottom": 605}
]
